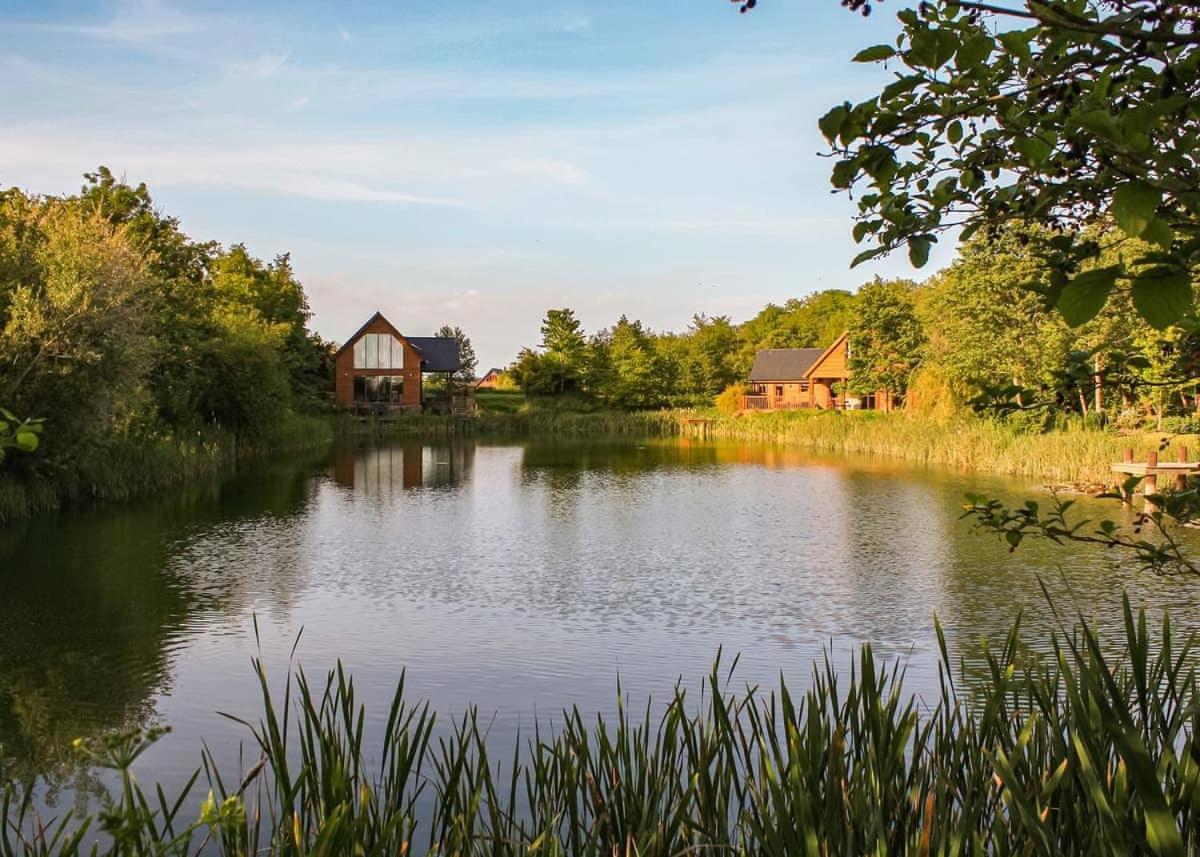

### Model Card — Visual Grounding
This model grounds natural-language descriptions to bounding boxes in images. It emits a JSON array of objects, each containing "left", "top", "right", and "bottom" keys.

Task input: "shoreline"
[{"left": 3, "top": 407, "right": 1187, "bottom": 523}]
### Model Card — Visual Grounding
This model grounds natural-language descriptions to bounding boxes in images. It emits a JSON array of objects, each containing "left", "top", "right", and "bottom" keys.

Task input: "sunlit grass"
[{"left": 698, "top": 409, "right": 1196, "bottom": 486}]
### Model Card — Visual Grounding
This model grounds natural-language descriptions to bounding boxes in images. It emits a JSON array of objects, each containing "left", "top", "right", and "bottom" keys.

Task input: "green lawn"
[{"left": 474, "top": 389, "right": 525, "bottom": 414}]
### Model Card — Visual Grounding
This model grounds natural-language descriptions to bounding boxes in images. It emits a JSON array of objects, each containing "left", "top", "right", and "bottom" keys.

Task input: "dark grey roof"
[
  {"left": 407, "top": 337, "right": 461, "bottom": 372},
  {"left": 748, "top": 348, "right": 824, "bottom": 381}
]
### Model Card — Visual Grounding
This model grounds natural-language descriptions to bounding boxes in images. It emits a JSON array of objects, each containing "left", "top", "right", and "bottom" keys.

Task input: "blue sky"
[{"left": 0, "top": 0, "right": 949, "bottom": 368}]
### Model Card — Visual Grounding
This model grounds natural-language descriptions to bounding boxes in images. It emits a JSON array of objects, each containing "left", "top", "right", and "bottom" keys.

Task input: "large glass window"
[
  {"left": 352, "top": 333, "right": 405, "bottom": 369},
  {"left": 353, "top": 376, "right": 405, "bottom": 403}
]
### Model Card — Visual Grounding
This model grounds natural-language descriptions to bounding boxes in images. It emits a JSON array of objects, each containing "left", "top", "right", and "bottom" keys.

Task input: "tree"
[
  {"left": 436, "top": 324, "right": 478, "bottom": 387},
  {"left": 680, "top": 314, "right": 739, "bottom": 397},
  {"left": 590, "top": 316, "right": 664, "bottom": 408},
  {"left": 541, "top": 309, "right": 586, "bottom": 358},
  {"left": 847, "top": 278, "right": 925, "bottom": 398},
  {"left": 919, "top": 228, "right": 1073, "bottom": 401},
  {"left": 822, "top": 1, "right": 1200, "bottom": 330},
  {"left": 0, "top": 193, "right": 152, "bottom": 447},
  {"left": 736, "top": 290, "right": 857, "bottom": 373},
  {"left": 537, "top": 308, "right": 587, "bottom": 394}
]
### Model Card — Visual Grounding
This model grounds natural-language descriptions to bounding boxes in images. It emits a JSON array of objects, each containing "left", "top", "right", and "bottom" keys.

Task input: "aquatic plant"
[{"left": 3, "top": 597, "right": 1199, "bottom": 854}]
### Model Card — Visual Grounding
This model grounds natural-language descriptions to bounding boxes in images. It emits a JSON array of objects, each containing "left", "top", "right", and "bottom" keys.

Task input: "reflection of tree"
[
  {"left": 0, "top": 449, "right": 327, "bottom": 794},
  {"left": 0, "top": 507, "right": 185, "bottom": 795}
]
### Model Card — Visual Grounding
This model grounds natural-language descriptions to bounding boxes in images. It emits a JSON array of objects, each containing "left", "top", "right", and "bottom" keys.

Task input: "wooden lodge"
[
  {"left": 475, "top": 368, "right": 505, "bottom": 389},
  {"left": 334, "top": 311, "right": 467, "bottom": 415},
  {"left": 742, "top": 332, "right": 894, "bottom": 412}
]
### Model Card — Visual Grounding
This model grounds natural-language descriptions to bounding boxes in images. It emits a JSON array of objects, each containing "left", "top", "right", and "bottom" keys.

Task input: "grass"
[
  {"left": 3, "top": 597, "right": 1198, "bottom": 854},
  {"left": 691, "top": 409, "right": 1198, "bottom": 486},
  {"left": 354, "top": 404, "right": 1195, "bottom": 486},
  {"left": 0, "top": 413, "right": 333, "bottom": 525},
  {"left": 474, "top": 389, "right": 525, "bottom": 415}
]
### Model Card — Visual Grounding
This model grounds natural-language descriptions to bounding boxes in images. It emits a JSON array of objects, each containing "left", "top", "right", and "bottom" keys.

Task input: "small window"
[{"left": 775, "top": 385, "right": 784, "bottom": 398}]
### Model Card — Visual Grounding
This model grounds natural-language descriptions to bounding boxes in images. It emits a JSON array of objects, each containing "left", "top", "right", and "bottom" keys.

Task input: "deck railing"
[{"left": 739, "top": 396, "right": 815, "bottom": 411}]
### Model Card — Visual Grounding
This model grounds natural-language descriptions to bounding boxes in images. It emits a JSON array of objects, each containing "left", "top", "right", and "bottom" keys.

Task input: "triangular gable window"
[{"left": 353, "top": 333, "right": 406, "bottom": 369}]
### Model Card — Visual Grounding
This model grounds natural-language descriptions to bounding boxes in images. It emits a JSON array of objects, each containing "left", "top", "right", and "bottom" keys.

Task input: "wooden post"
[
  {"left": 1145, "top": 450, "right": 1159, "bottom": 512},
  {"left": 1178, "top": 446, "right": 1190, "bottom": 491},
  {"left": 1120, "top": 448, "right": 1134, "bottom": 505},
  {"left": 1094, "top": 354, "right": 1103, "bottom": 415}
]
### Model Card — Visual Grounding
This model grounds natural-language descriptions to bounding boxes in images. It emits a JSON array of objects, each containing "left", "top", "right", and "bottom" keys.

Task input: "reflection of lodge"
[{"left": 333, "top": 443, "right": 473, "bottom": 492}]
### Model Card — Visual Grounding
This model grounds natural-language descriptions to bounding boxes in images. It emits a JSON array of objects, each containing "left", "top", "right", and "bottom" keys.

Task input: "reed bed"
[
  {"left": 0, "top": 414, "right": 333, "bottom": 524},
  {"left": 701, "top": 410, "right": 1196, "bottom": 486},
  {"left": 4, "top": 599, "right": 1199, "bottom": 854}
]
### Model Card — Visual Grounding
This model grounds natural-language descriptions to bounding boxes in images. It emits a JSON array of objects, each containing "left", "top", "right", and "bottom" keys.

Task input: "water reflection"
[
  {"left": 332, "top": 441, "right": 473, "bottom": 493},
  {"left": 1, "top": 437, "right": 1198, "bottom": 803}
]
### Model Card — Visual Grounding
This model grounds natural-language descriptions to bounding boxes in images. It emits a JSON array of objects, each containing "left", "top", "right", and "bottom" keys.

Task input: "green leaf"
[
  {"left": 14, "top": 431, "right": 38, "bottom": 452},
  {"left": 851, "top": 246, "right": 887, "bottom": 268},
  {"left": 1131, "top": 268, "right": 1193, "bottom": 330},
  {"left": 909, "top": 29, "right": 959, "bottom": 69},
  {"left": 998, "top": 28, "right": 1034, "bottom": 63},
  {"left": 853, "top": 45, "right": 895, "bottom": 63},
  {"left": 819, "top": 104, "right": 850, "bottom": 143},
  {"left": 1112, "top": 182, "right": 1162, "bottom": 238},
  {"left": 1057, "top": 266, "right": 1120, "bottom": 327},
  {"left": 956, "top": 32, "right": 994, "bottom": 68},
  {"left": 831, "top": 158, "right": 858, "bottom": 189},
  {"left": 946, "top": 120, "right": 963, "bottom": 144},
  {"left": 1141, "top": 217, "right": 1175, "bottom": 251},
  {"left": 880, "top": 75, "right": 922, "bottom": 101},
  {"left": 908, "top": 235, "right": 934, "bottom": 267},
  {"left": 1015, "top": 136, "right": 1053, "bottom": 166}
]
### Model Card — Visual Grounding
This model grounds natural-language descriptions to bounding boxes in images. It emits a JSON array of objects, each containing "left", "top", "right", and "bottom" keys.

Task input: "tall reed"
[
  {"left": 699, "top": 410, "right": 1195, "bottom": 486},
  {"left": 3, "top": 597, "right": 1198, "bottom": 854}
]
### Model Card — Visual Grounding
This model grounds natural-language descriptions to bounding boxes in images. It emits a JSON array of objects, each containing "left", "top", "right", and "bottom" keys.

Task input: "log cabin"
[
  {"left": 743, "top": 332, "right": 894, "bottom": 411},
  {"left": 475, "top": 368, "right": 505, "bottom": 389},
  {"left": 334, "top": 312, "right": 462, "bottom": 413}
]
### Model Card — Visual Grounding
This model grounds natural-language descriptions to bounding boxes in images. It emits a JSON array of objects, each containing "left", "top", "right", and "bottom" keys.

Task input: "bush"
[{"left": 714, "top": 382, "right": 747, "bottom": 415}]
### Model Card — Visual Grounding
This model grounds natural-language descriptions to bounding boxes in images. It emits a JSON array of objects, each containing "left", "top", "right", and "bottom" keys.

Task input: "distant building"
[
  {"left": 475, "top": 368, "right": 505, "bottom": 389},
  {"left": 744, "top": 332, "right": 893, "bottom": 411},
  {"left": 334, "top": 311, "right": 461, "bottom": 412}
]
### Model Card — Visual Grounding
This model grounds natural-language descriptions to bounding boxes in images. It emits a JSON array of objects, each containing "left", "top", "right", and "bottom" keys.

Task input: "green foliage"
[
  {"left": 847, "top": 278, "right": 925, "bottom": 396},
  {"left": 0, "top": 169, "right": 335, "bottom": 514},
  {"left": 736, "top": 290, "right": 857, "bottom": 373},
  {"left": 0, "top": 410, "right": 41, "bottom": 463},
  {"left": 828, "top": 1, "right": 1200, "bottom": 329},
  {"left": 715, "top": 383, "right": 747, "bottom": 415},
  {"left": 5, "top": 603, "right": 1200, "bottom": 853}
]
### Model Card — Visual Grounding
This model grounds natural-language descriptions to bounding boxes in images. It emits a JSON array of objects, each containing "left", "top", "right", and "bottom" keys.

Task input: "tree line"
[
  {"left": 512, "top": 225, "right": 1199, "bottom": 427},
  {"left": 0, "top": 168, "right": 335, "bottom": 486}
]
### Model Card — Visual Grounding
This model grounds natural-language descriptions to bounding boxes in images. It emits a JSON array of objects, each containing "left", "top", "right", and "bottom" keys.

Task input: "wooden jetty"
[
  {"left": 1112, "top": 447, "right": 1200, "bottom": 510},
  {"left": 681, "top": 417, "right": 716, "bottom": 438}
]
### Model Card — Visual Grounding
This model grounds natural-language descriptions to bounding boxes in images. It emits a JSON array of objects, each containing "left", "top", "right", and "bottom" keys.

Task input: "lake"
[{"left": 3, "top": 436, "right": 1200, "bottom": 803}]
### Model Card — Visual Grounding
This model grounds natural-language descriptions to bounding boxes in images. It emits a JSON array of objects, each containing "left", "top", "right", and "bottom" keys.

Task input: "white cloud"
[
  {"left": 227, "top": 51, "right": 290, "bottom": 79},
  {"left": 286, "top": 95, "right": 311, "bottom": 112},
  {"left": 338, "top": 27, "right": 351, "bottom": 43},
  {"left": 501, "top": 158, "right": 592, "bottom": 187},
  {"left": 49, "top": 0, "right": 203, "bottom": 42}
]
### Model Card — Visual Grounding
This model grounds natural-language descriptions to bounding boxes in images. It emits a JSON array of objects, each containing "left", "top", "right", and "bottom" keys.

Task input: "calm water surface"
[{"left": 3, "top": 437, "right": 1200, "bottom": 802}]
